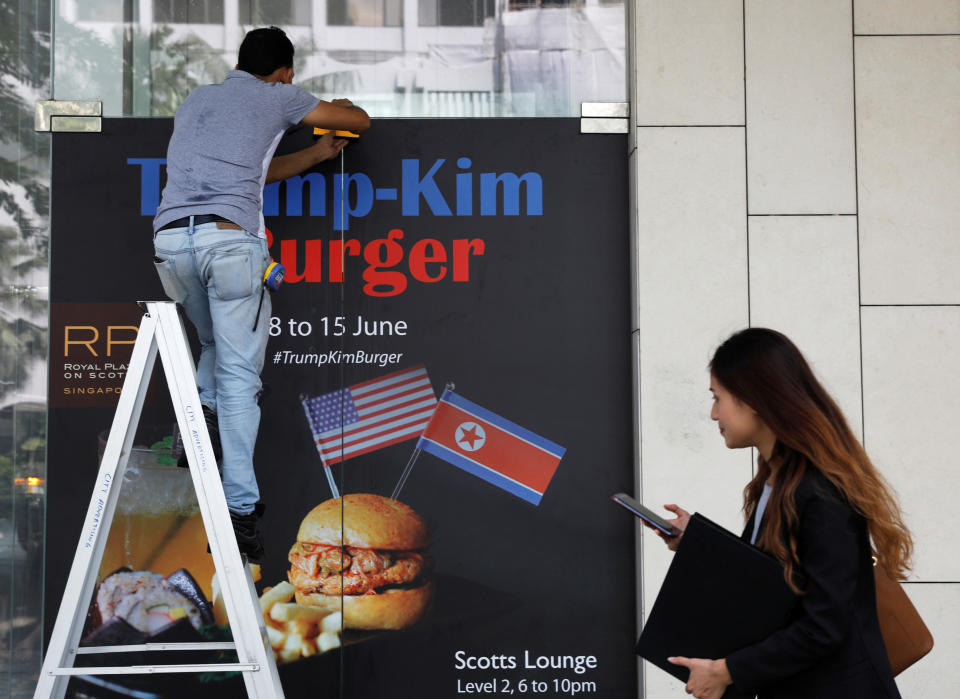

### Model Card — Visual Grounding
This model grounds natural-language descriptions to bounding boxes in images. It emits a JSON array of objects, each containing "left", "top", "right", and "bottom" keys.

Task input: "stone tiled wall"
[{"left": 630, "top": 2, "right": 959, "bottom": 697}]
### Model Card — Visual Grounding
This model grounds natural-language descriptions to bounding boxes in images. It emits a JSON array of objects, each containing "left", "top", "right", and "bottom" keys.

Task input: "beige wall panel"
[
  {"left": 745, "top": 0, "right": 857, "bottom": 214},
  {"left": 636, "top": 127, "right": 751, "bottom": 697},
  {"left": 856, "top": 36, "right": 960, "bottom": 304},
  {"left": 748, "top": 215, "right": 863, "bottom": 438},
  {"left": 855, "top": 0, "right": 960, "bottom": 35},
  {"left": 861, "top": 307, "right": 960, "bottom": 581},
  {"left": 635, "top": 0, "right": 744, "bottom": 125}
]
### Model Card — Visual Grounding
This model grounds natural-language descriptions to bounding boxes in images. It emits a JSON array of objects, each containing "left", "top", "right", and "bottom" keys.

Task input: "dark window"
[
  {"left": 154, "top": 0, "right": 225, "bottom": 24},
  {"left": 419, "top": 0, "right": 494, "bottom": 27},
  {"left": 509, "top": 0, "right": 584, "bottom": 9}
]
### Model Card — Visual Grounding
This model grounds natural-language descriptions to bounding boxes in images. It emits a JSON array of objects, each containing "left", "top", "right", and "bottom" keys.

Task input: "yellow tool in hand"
[{"left": 313, "top": 127, "right": 360, "bottom": 139}]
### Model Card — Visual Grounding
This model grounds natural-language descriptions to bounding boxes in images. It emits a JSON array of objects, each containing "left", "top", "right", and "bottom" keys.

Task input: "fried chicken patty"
[{"left": 288, "top": 542, "right": 427, "bottom": 596}]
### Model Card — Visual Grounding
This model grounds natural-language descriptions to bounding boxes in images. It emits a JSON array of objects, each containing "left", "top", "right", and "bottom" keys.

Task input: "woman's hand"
[
  {"left": 657, "top": 504, "right": 690, "bottom": 551},
  {"left": 667, "top": 657, "right": 732, "bottom": 698}
]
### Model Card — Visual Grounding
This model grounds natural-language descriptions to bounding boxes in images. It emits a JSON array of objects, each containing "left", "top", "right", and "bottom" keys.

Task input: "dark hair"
[
  {"left": 710, "top": 328, "right": 912, "bottom": 592},
  {"left": 237, "top": 26, "right": 294, "bottom": 76}
]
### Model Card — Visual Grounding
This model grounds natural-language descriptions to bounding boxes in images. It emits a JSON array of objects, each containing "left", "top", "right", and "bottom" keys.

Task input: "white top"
[{"left": 750, "top": 482, "right": 774, "bottom": 545}]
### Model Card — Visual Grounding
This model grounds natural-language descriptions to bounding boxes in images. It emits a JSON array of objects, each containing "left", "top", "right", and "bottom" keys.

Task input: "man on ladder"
[{"left": 152, "top": 26, "right": 370, "bottom": 559}]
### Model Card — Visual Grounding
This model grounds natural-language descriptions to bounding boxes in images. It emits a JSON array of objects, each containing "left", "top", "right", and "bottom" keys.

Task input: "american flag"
[{"left": 302, "top": 365, "right": 438, "bottom": 466}]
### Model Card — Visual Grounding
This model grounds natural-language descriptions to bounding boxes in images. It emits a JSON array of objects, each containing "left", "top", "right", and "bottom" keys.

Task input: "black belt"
[{"left": 158, "top": 214, "right": 234, "bottom": 231}]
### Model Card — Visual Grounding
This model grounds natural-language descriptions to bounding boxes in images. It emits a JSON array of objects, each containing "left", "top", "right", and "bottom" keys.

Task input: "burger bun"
[
  {"left": 295, "top": 582, "right": 432, "bottom": 630},
  {"left": 297, "top": 494, "right": 430, "bottom": 550}
]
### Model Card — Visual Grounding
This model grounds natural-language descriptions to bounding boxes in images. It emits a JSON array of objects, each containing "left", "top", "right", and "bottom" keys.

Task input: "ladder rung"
[
  {"left": 75, "top": 642, "right": 237, "bottom": 654},
  {"left": 51, "top": 663, "right": 258, "bottom": 676}
]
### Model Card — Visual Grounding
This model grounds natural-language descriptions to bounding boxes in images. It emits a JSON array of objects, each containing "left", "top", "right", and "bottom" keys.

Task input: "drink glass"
[{"left": 97, "top": 426, "right": 215, "bottom": 599}]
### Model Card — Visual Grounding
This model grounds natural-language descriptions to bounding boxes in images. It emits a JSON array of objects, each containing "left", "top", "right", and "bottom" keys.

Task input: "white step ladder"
[{"left": 34, "top": 301, "right": 284, "bottom": 699}]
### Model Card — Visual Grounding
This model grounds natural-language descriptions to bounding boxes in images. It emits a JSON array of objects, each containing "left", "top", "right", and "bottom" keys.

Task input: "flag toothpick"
[
  {"left": 301, "top": 365, "right": 438, "bottom": 500},
  {"left": 391, "top": 381, "right": 454, "bottom": 500},
  {"left": 300, "top": 394, "right": 340, "bottom": 499}
]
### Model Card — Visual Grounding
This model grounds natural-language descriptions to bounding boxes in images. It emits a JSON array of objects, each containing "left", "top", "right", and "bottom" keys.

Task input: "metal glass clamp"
[
  {"left": 35, "top": 100, "right": 102, "bottom": 132},
  {"left": 580, "top": 102, "right": 629, "bottom": 134}
]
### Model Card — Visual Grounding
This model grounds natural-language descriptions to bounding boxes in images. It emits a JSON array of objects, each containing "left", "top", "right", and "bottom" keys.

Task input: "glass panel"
[
  {"left": 327, "top": 0, "right": 401, "bottom": 27},
  {"left": 0, "top": 0, "right": 51, "bottom": 695},
  {"left": 53, "top": 0, "right": 626, "bottom": 117},
  {"left": 241, "top": 0, "right": 310, "bottom": 26},
  {"left": 419, "top": 0, "right": 494, "bottom": 27},
  {"left": 155, "top": 0, "right": 225, "bottom": 24},
  {"left": 75, "top": 0, "right": 125, "bottom": 22}
]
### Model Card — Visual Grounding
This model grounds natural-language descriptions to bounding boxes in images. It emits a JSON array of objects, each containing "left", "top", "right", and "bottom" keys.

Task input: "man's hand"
[
  {"left": 311, "top": 131, "right": 349, "bottom": 161},
  {"left": 265, "top": 133, "right": 348, "bottom": 184},
  {"left": 667, "top": 657, "right": 732, "bottom": 699}
]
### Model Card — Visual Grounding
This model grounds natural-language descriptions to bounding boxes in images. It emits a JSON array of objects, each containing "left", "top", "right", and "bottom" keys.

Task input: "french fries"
[
  {"left": 284, "top": 618, "right": 319, "bottom": 639},
  {"left": 257, "top": 580, "right": 342, "bottom": 664},
  {"left": 266, "top": 625, "right": 286, "bottom": 650},
  {"left": 208, "top": 568, "right": 340, "bottom": 665},
  {"left": 259, "top": 581, "right": 295, "bottom": 612},
  {"left": 321, "top": 611, "right": 343, "bottom": 634},
  {"left": 279, "top": 630, "right": 305, "bottom": 663},
  {"left": 316, "top": 631, "right": 341, "bottom": 653},
  {"left": 270, "top": 602, "right": 337, "bottom": 624}
]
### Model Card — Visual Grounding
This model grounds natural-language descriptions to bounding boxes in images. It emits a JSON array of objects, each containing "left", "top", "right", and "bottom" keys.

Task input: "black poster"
[{"left": 47, "top": 118, "right": 635, "bottom": 698}]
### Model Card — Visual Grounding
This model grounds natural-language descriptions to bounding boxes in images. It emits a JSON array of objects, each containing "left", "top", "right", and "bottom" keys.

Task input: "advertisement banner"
[{"left": 47, "top": 118, "right": 635, "bottom": 698}]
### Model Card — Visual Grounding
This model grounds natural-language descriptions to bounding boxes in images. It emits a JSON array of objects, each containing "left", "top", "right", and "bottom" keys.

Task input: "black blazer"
[{"left": 724, "top": 470, "right": 901, "bottom": 699}]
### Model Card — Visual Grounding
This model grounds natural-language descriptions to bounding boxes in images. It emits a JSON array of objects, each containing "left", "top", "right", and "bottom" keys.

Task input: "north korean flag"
[{"left": 417, "top": 389, "right": 566, "bottom": 505}]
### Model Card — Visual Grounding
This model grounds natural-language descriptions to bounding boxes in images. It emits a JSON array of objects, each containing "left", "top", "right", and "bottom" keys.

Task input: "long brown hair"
[{"left": 710, "top": 328, "right": 912, "bottom": 592}]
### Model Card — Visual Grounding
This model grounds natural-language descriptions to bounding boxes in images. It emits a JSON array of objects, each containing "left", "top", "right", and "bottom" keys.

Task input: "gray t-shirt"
[{"left": 153, "top": 70, "right": 319, "bottom": 238}]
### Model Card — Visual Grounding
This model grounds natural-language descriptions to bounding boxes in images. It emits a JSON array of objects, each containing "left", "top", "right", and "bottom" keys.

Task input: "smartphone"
[{"left": 611, "top": 493, "right": 680, "bottom": 536}]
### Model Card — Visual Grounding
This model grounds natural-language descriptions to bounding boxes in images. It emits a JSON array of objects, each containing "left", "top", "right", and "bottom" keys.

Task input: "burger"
[{"left": 287, "top": 493, "right": 432, "bottom": 630}]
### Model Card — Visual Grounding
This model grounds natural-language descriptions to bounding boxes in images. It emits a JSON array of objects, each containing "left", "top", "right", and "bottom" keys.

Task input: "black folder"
[{"left": 636, "top": 513, "right": 798, "bottom": 698}]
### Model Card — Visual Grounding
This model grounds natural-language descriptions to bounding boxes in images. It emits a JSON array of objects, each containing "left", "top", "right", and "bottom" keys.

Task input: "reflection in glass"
[
  {"left": 328, "top": 0, "right": 402, "bottom": 27},
  {"left": 74, "top": 0, "right": 125, "bottom": 22},
  {"left": 419, "top": 0, "right": 495, "bottom": 27},
  {"left": 1, "top": 0, "right": 51, "bottom": 693},
  {"left": 54, "top": 0, "right": 625, "bottom": 118},
  {"left": 154, "top": 0, "right": 225, "bottom": 24},
  {"left": 241, "top": 0, "right": 311, "bottom": 26}
]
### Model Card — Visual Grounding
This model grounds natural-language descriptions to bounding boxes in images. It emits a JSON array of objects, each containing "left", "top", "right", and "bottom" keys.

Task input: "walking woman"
[{"left": 658, "top": 328, "right": 912, "bottom": 699}]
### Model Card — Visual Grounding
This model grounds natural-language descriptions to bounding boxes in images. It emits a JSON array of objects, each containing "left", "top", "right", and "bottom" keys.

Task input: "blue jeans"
[{"left": 153, "top": 219, "right": 271, "bottom": 515}]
